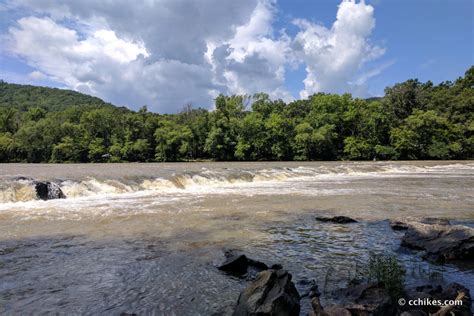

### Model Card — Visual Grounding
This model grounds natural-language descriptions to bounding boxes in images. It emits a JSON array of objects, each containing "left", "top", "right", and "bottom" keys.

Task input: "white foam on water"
[{"left": 0, "top": 162, "right": 473, "bottom": 208}]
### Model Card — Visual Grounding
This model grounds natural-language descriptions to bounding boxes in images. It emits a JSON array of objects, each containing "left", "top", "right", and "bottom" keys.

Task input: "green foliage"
[
  {"left": 390, "top": 110, "right": 461, "bottom": 159},
  {"left": 88, "top": 138, "right": 106, "bottom": 162},
  {"left": 348, "top": 253, "right": 406, "bottom": 300},
  {"left": 204, "top": 95, "right": 245, "bottom": 160},
  {"left": 343, "top": 136, "right": 372, "bottom": 160},
  {"left": 155, "top": 121, "right": 192, "bottom": 161},
  {"left": 0, "top": 66, "right": 472, "bottom": 162},
  {"left": 51, "top": 136, "right": 82, "bottom": 162},
  {"left": 367, "top": 253, "right": 405, "bottom": 300},
  {"left": 0, "top": 81, "right": 115, "bottom": 112}
]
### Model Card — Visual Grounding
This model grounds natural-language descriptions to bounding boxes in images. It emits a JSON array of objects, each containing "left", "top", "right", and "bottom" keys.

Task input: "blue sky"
[
  {"left": 276, "top": 0, "right": 473, "bottom": 98},
  {"left": 0, "top": 0, "right": 472, "bottom": 112}
]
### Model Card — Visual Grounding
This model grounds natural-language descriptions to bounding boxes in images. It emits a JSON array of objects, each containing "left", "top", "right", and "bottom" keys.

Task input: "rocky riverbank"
[{"left": 218, "top": 217, "right": 474, "bottom": 315}]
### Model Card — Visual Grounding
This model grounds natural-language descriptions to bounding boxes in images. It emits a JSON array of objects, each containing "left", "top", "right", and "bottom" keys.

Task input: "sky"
[{"left": 0, "top": 0, "right": 472, "bottom": 113}]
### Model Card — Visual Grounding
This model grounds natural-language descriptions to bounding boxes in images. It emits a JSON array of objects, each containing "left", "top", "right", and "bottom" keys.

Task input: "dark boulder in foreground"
[
  {"left": 233, "top": 269, "right": 300, "bottom": 316},
  {"left": 34, "top": 181, "right": 66, "bottom": 200},
  {"left": 315, "top": 216, "right": 357, "bottom": 224},
  {"left": 218, "top": 251, "right": 268, "bottom": 278},
  {"left": 400, "top": 222, "right": 474, "bottom": 262}
]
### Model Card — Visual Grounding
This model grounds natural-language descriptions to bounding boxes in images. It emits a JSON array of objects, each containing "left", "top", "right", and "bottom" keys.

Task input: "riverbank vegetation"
[{"left": 0, "top": 67, "right": 472, "bottom": 162}]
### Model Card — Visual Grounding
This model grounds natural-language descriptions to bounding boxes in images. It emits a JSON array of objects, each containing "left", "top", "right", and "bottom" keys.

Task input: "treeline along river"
[{"left": 1, "top": 66, "right": 473, "bottom": 163}]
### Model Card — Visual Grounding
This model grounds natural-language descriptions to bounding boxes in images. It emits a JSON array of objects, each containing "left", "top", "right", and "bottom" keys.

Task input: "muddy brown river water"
[{"left": 0, "top": 161, "right": 473, "bottom": 314}]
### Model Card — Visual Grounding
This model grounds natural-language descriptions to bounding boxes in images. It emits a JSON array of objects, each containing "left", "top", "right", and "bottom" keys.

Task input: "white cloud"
[
  {"left": 28, "top": 70, "right": 47, "bottom": 80},
  {"left": 210, "top": 0, "right": 293, "bottom": 101},
  {"left": 6, "top": 1, "right": 261, "bottom": 112},
  {"left": 4, "top": 0, "right": 387, "bottom": 112},
  {"left": 293, "top": 0, "right": 385, "bottom": 98}
]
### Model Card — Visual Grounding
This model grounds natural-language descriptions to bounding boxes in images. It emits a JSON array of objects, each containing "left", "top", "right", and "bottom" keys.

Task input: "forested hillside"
[
  {"left": 0, "top": 67, "right": 472, "bottom": 163},
  {"left": 0, "top": 81, "right": 117, "bottom": 112}
]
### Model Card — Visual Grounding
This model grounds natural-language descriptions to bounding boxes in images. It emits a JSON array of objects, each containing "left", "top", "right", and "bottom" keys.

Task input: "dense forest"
[{"left": 0, "top": 67, "right": 472, "bottom": 163}]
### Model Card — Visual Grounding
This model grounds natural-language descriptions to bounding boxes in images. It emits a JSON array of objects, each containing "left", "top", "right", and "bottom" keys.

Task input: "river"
[{"left": 0, "top": 161, "right": 473, "bottom": 314}]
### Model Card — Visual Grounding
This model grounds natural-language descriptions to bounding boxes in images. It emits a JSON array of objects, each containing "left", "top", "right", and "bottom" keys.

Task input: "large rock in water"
[
  {"left": 218, "top": 251, "right": 269, "bottom": 278},
  {"left": 315, "top": 216, "right": 357, "bottom": 224},
  {"left": 34, "top": 181, "right": 66, "bottom": 200},
  {"left": 390, "top": 218, "right": 450, "bottom": 231},
  {"left": 400, "top": 222, "right": 474, "bottom": 262},
  {"left": 233, "top": 269, "right": 300, "bottom": 316}
]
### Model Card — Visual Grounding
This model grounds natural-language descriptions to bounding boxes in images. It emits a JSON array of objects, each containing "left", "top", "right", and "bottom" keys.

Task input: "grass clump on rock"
[
  {"left": 348, "top": 252, "right": 406, "bottom": 300},
  {"left": 367, "top": 252, "right": 406, "bottom": 299}
]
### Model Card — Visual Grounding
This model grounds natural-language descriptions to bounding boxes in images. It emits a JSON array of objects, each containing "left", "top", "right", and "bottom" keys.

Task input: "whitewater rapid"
[{"left": 1, "top": 162, "right": 473, "bottom": 204}]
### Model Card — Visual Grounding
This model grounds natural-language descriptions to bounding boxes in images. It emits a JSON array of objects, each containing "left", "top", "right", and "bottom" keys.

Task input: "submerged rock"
[
  {"left": 219, "top": 253, "right": 249, "bottom": 275},
  {"left": 218, "top": 251, "right": 269, "bottom": 278},
  {"left": 400, "top": 222, "right": 474, "bottom": 262},
  {"left": 13, "top": 176, "right": 34, "bottom": 182},
  {"left": 315, "top": 216, "right": 357, "bottom": 224},
  {"left": 34, "top": 181, "right": 66, "bottom": 200},
  {"left": 233, "top": 269, "right": 300, "bottom": 316},
  {"left": 390, "top": 220, "right": 410, "bottom": 231},
  {"left": 298, "top": 279, "right": 320, "bottom": 298},
  {"left": 390, "top": 217, "right": 450, "bottom": 231},
  {"left": 418, "top": 218, "right": 451, "bottom": 225}
]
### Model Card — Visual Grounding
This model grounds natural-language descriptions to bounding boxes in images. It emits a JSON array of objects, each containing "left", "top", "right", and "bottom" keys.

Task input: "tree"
[
  {"left": 154, "top": 119, "right": 193, "bottom": 161},
  {"left": 0, "top": 133, "right": 14, "bottom": 162},
  {"left": 235, "top": 112, "right": 267, "bottom": 160},
  {"left": 88, "top": 138, "right": 106, "bottom": 162},
  {"left": 51, "top": 136, "right": 81, "bottom": 162},
  {"left": 205, "top": 95, "right": 245, "bottom": 160},
  {"left": 390, "top": 110, "right": 461, "bottom": 159},
  {"left": 343, "top": 136, "right": 372, "bottom": 160}
]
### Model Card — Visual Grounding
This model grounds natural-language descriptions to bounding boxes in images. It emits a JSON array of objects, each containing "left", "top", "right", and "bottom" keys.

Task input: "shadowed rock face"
[
  {"left": 400, "top": 222, "right": 474, "bottom": 262},
  {"left": 311, "top": 283, "right": 395, "bottom": 316},
  {"left": 233, "top": 269, "right": 300, "bottom": 316},
  {"left": 313, "top": 282, "right": 472, "bottom": 316},
  {"left": 405, "top": 282, "right": 472, "bottom": 316},
  {"left": 338, "top": 282, "right": 396, "bottom": 316},
  {"left": 34, "top": 181, "right": 66, "bottom": 200}
]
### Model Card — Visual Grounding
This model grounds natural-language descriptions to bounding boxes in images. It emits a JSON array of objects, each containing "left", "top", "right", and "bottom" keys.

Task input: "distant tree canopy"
[{"left": 0, "top": 66, "right": 472, "bottom": 163}]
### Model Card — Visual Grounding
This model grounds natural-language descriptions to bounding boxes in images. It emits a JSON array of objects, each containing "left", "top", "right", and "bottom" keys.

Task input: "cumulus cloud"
[
  {"left": 6, "top": 0, "right": 262, "bottom": 112},
  {"left": 293, "top": 0, "right": 385, "bottom": 98},
  {"left": 28, "top": 70, "right": 47, "bottom": 80},
  {"left": 210, "top": 0, "right": 293, "bottom": 101},
  {"left": 4, "top": 0, "right": 387, "bottom": 112}
]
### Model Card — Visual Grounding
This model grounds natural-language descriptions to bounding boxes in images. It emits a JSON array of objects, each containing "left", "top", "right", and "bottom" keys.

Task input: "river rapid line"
[{"left": 0, "top": 161, "right": 473, "bottom": 314}]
